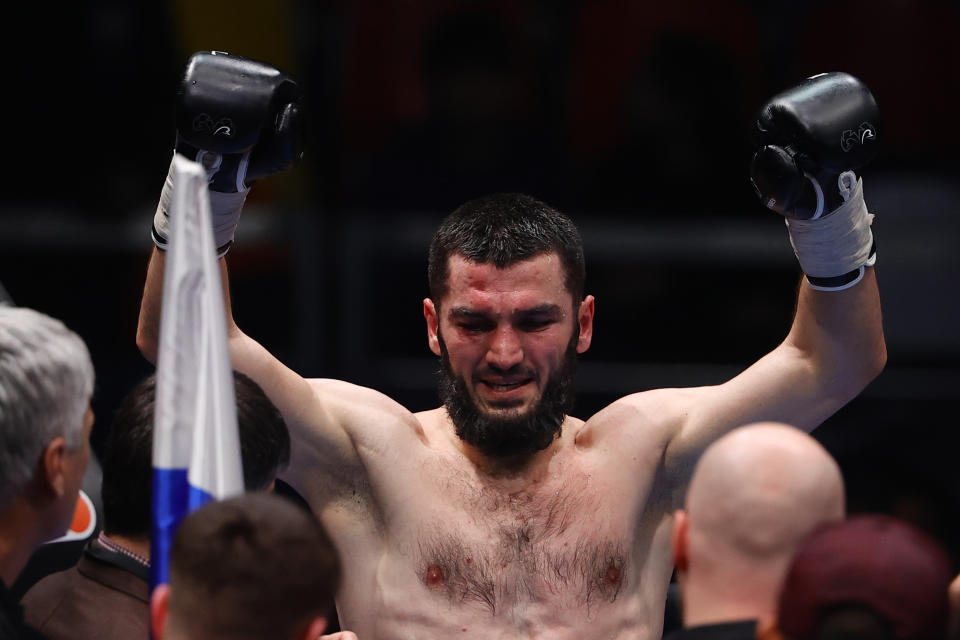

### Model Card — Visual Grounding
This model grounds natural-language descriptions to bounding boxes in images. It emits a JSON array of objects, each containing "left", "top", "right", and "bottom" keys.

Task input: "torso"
[{"left": 288, "top": 381, "right": 682, "bottom": 640}]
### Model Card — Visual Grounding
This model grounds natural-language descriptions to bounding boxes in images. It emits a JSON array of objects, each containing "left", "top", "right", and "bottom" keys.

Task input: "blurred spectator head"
[
  {"left": 422, "top": 10, "right": 530, "bottom": 127},
  {"left": 0, "top": 307, "right": 95, "bottom": 569},
  {"left": 776, "top": 514, "right": 953, "bottom": 640},
  {"left": 101, "top": 371, "right": 290, "bottom": 538},
  {"left": 150, "top": 492, "right": 339, "bottom": 640},
  {"left": 672, "top": 422, "right": 845, "bottom": 627}
]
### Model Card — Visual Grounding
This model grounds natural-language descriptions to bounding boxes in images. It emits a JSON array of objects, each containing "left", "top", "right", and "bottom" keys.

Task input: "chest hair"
[{"left": 415, "top": 459, "right": 630, "bottom": 614}]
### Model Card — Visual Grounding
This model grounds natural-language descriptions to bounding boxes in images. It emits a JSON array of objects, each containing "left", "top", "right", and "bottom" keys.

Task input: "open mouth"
[{"left": 481, "top": 379, "right": 532, "bottom": 393}]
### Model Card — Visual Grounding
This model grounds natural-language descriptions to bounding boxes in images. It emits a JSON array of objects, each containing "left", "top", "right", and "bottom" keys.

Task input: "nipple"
[
  {"left": 604, "top": 564, "right": 622, "bottom": 588},
  {"left": 425, "top": 564, "right": 445, "bottom": 588}
]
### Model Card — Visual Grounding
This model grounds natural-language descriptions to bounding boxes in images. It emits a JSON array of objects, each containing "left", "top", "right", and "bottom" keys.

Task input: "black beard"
[{"left": 437, "top": 329, "right": 577, "bottom": 462}]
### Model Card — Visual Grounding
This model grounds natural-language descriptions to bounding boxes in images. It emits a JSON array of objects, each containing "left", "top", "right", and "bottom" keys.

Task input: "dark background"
[{"left": 1, "top": 0, "right": 957, "bottom": 568}]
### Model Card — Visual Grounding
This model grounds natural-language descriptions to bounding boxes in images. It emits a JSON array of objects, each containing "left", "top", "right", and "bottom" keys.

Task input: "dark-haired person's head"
[
  {"left": 100, "top": 371, "right": 290, "bottom": 538},
  {"left": 150, "top": 493, "right": 339, "bottom": 640},
  {"left": 424, "top": 193, "right": 594, "bottom": 466}
]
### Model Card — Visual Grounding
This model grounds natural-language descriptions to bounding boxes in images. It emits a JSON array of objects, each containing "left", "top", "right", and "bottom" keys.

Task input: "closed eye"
[
  {"left": 516, "top": 317, "right": 555, "bottom": 332},
  {"left": 459, "top": 320, "right": 494, "bottom": 333},
  {"left": 515, "top": 304, "right": 563, "bottom": 332},
  {"left": 449, "top": 308, "right": 495, "bottom": 333}
]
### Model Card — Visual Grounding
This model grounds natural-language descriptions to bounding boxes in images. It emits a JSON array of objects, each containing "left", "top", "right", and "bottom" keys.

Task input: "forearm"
[
  {"left": 783, "top": 268, "right": 886, "bottom": 402},
  {"left": 136, "top": 247, "right": 238, "bottom": 363},
  {"left": 135, "top": 247, "right": 165, "bottom": 363}
]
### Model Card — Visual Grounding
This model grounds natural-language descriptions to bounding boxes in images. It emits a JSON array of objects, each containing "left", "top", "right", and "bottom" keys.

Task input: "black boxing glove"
[
  {"left": 750, "top": 72, "right": 879, "bottom": 290},
  {"left": 152, "top": 51, "right": 305, "bottom": 256}
]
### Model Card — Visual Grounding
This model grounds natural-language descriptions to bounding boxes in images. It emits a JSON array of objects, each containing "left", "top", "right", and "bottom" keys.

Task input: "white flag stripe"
[
  {"left": 160, "top": 154, "right": 243, "bottom": 495},
  {"left": 151, "top": 155, "right": 244, "bottom": 587}
]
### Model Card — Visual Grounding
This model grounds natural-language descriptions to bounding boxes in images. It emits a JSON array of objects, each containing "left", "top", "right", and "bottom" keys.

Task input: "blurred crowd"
[{"left": 8, "top": 1, "right": 959, "bottom": 220}]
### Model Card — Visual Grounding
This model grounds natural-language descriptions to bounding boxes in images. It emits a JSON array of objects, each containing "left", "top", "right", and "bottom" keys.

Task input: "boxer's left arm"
[
  {"left": 623, "top": 268, "right": 884, "bottom": 502},
  {"left": 654, "top": 73, "right": 886, "bottom": 490}
]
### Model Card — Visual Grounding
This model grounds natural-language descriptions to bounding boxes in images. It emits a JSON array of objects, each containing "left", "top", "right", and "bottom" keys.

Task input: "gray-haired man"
[{"left": 0, "top": 307, "right": 96, "bottom": 638}]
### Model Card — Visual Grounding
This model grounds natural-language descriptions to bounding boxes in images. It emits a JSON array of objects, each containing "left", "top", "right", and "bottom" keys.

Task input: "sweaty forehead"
[{"left": 443, "top": 253, "right": 571, "bottom": 308}]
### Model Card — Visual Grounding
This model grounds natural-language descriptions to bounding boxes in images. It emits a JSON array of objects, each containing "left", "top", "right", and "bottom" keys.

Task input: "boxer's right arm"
[
  {"left": 137, "top": 248, "right": 363, "bottom": 496},
  {"left": 137, "top": 52, "right": 363, "bottom": 502}
]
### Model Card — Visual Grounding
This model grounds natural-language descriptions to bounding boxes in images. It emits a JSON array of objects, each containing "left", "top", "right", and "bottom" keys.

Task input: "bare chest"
[{"left": 402, "top": 454, "right": 648, "bottom": 617}]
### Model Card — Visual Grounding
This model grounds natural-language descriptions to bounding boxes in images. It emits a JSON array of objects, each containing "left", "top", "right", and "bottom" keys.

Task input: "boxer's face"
[{"left": 424, "top": 253, "right": 594, "bottom": 458}]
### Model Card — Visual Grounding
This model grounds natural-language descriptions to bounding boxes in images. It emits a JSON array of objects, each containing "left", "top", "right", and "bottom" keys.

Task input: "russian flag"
[{"left": 150, "top": 155, "right": 244, "bottom": 588}]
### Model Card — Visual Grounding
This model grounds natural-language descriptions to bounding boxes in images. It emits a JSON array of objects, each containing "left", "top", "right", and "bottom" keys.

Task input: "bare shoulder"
[
  {"left": 577, "top": 387, "right": 700, "bottom": 448},
  {"left": 559, "top": 388, "right": 707, "bottom": 516},
  {"left": 570, "top": 387, "right": 708, "bottom": 484},
  {"left": 281, "top": 378, "right": 426, "bottom": 510},
  {"left": 306, "top": 378, "right": 427, "bottom": 451}
]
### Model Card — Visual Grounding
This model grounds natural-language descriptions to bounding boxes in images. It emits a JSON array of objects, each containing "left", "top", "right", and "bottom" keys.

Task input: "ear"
[
  {"left": 150, "top": 584, "right": 171, "bottom": 639},
  {"left": 424, "top": 298, "right": 441, "bottom": 356},
  {"left": 296, "top": 616, "right": 328, "bottom": 639},
  {"left": 575, "top": 295, "right": 595, "bottom": 354},
  {"left": 755, "top": 616, "right": 783, "bottom": 640},
  {"left": 40, "top": 436, "right": 68, "bottom": 498},
  {"left": 672, "top": 509, "right": 689, "bottom": 573},
  {"left": 949, "top": 574, "right": 960, "bottom": 631}
]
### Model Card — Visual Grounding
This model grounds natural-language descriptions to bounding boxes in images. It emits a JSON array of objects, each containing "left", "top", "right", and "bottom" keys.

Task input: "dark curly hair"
[{"left": 428, "top": 193, "right": 585, "bottom": 306}]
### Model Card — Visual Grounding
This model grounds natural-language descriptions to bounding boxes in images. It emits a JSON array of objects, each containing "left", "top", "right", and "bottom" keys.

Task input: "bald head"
[
  {"left": 687, "top": 422, "right": 844, "bottom": 561},
  {"left": 675, "top": 422, "right": 845, "bottom": 626}
]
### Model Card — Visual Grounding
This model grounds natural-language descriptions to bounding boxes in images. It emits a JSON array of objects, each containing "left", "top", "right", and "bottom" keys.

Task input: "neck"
[
  {"left": 448, "top": 412, "right": 569, "bottom": 482},
  {"left": 681, "top": 573, "right": 777, "bottom": 628},
  {"left": 102, "top": 532, "right": 151, "bottom": 562},
  {"left": 0, "top": 504, "right": 45, "bottom": 586}
]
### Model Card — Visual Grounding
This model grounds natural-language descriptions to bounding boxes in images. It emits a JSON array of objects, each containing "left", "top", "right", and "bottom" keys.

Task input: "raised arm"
[
  {"left": 656, "top": 72, "right": 886, "bottom": 487},
  {"left": 135, "top": 52, "right": 362, "bottom": 505}
]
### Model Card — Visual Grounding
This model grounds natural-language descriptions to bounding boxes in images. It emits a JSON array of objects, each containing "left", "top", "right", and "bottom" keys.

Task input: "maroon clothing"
[{"left": 21, "top": 540, "right": 148, "bottom": 640}]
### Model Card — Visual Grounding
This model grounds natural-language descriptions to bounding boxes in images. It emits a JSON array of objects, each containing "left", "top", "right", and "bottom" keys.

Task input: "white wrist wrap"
[
  {"left": 785, "top": 173, "right": 875, "bottom": 281},
  {"left": 151, "top": 154, "right": 249, "bottom": 257}
]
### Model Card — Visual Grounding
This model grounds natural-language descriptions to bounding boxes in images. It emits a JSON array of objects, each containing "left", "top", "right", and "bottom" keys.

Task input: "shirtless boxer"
[{"left": 137, "top": 53, "right": 885, "bottom": 639}]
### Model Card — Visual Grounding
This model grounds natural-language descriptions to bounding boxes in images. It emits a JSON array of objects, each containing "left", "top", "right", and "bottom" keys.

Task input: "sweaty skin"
[{"left": 137, "top": 247, "right": 884, "bottom": 640}]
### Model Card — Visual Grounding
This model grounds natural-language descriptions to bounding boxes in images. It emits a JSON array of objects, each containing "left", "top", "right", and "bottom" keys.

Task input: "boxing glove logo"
[
  {"left": 840, "top": 122, "right": 877, "bottom": 152},
  {"left": 192, "top": 113, "right": 235, "bottom": 138}
]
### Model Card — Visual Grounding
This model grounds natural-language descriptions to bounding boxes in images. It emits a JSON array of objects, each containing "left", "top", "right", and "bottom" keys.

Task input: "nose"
[{"left": 485, "top": 325, "right": 523, "bottom": 371}]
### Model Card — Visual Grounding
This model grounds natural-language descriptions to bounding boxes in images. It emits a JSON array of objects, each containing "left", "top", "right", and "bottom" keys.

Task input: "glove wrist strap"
[
  {"left": 208, "top": 190, "right": 248, "bottom": 256},
  {"left": 150, "top": 154, "right": 249, "bottom": 257},
  {"left": 785, "top": 174, "right": 876, "bottom": 291}
]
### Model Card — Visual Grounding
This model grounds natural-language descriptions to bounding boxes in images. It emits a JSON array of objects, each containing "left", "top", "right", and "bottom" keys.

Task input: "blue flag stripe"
[
  {"left": 150, "top": 467, "right": 189, "bottom": 587},
  {"left": 150, "top": 468, "right": 217, "bottom": 586}
]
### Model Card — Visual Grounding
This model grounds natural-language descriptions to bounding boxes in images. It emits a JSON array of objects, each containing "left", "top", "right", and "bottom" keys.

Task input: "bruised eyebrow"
[
  {"left": 447, "top": 304, "right": 564, "bottom": 320},
  {"left": 448, "top": 307, "right": 487, "bottom": 319},
  {"left": 515, "top": 304, "right": 564, "bottom": 319}
]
